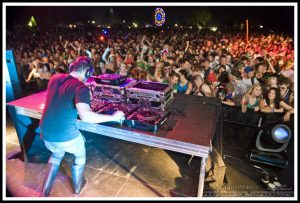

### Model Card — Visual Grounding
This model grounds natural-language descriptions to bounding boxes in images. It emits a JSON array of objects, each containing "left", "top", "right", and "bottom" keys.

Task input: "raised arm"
[
  {"left": 241, "top": 95, "right": 249, "bottom": 113},
  {"left": 259, "top": 99, "right": 283, "bottom": 113},
  {"left": 69, "top": 42, "right": 77, "bottom": 52},
  {"left": 26, "top": 68, "right": 36, "bottom": 82},
  {"left": 184, "top": 41, "right": 189, "bottom": 53},
  {"left": 64, "top": 40, "right": 69, "bottom": 49},
  {"left": 266, "top": 58, "right": 276, "bottom": 74},
  {"left": 154, "top": 68, "right": 164, "bottom": 83},
  {"left": 26, "top": 64, "right": 42, "bottom": 82},
  {"left": 102, "top": 47, "right": 110, "bottom": 64}
]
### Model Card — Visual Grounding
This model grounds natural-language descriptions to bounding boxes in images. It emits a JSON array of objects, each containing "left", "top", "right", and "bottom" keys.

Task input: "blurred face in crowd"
[
  {"left": 247, "top": 70, "right": 255, "bottom": 78},
  {"left": 252, "top": 86, "right": 262, "bottom": 97},
  {"left": 100, "top": 62, "right": 105, "bottom": 69},
  {"left": 94, "top": 53, "right": 99, "bottom": 59},
  {"left": 155, "top": 62, "right": 164, "bottom": 72},
  {"left": 268, "top": 76, "right": 277, "bottom": 86},
  {"left": 204, "top": 60, "right": 210, "bottom": 69},
  {"left": 267, "top": 89, "right": 276, "bottom": 101},
  {"left": 255, "top": 71, "right": 263, "bottom": 79},
  {"left": 284, "top": 60, "right": 294, "bottom": 70},
  {"left": 194, "top": 76, "right": 203, "bottom": 87},
  {"left": 226, "top": 55, "right": 232, "bottom": 64},
  {"left": 161, "top": 52, "right": 168, "bottom": 61},
  {"left": 217, "top": 49, "right": 222, "bottom": 56},
  {"left": 43, "top": 57, "right": 48, "bottom": 63},
  {"left": 30, "top": 56, "right": 35, "bottom": 63},
  {"left": 179, "top": 51, "right": 185, "bottom": 57},
  {"left": 120, "top": 63, "right": 127, "bottom": 72},
  {"left": 193, "top": 68, "right": 202, "bottom": 76},
  {"left": 170, "top": 75, "right": 179, "bottom": 85},
  {"left": 116, "top": 57, "right": 122, "bottom": 67},
  {"left": 70, "top": 50, "right": 76, "bottom": 57},
  {"left": 37, "top": 52, "right": 42, "bottom": 58},
  {"left": 110, "top": 48, "right": 115, "bottom": 55},
  {"left": 279, "top": 84, "right": 289, "bottom": 96},
  {"left": 128, "top": 53, "right": 134, "bottom": 60},
  {"left": 242, "top": 59, "right": 248, "bottom": 66},
  {"left": 49, "top": 62, "right": 54, "bottom": 69},
  {"left": 183, "top": 61, "right": 191, "bottom": 69},
  {"left": 257, "top": 64, "right": 266, "bottom": 73},
  {"left": 218, "top": 66, "right": 226, "bottom": 74},
  {"left": 30, "top": 63, "right": 36, "bottom": 70},
  {"left": 179, "top": 72, "right": 185, "bottom": 81},
  {"left": 208, "top": 55, "right": 214, "bottom": 62},
  {"left": 220, "top": 57, "right": 227, "bottom": 65},
  {"left": 148, "top": 56, "right": 154, "bottom": 63},
  {"left": 226, "top": 83, "right": 234, "bottom": 93}
]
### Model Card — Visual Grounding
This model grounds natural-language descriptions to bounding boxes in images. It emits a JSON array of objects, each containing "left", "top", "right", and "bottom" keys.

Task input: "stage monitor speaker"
[{"left": 6, "top": 50, "right": 23, "bottom": 102}]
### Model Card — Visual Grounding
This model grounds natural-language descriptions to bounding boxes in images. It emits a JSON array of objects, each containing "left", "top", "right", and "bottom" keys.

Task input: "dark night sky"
[{"left": 5, "top": 5, "right": 294, "bottom": 34}]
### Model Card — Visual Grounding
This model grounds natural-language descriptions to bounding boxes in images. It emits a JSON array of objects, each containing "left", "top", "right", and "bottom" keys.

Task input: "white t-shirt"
[{"left": 242, "top": 77, "right": 259, "bottom": 90}]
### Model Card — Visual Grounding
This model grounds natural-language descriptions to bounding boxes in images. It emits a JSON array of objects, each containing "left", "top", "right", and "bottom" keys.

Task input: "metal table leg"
[{"left": 197, "top": 157, "right": 207, "bottom": 197}]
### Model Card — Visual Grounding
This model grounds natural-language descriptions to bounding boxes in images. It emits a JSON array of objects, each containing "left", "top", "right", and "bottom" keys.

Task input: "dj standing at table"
[{"left": 39, "top": 56, "right": 125, "bottom": 197}]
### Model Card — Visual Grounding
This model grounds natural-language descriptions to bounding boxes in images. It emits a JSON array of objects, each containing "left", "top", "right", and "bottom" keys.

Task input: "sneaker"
[{"left": 74, "top": 176, "right": 88, "bottom": 196}]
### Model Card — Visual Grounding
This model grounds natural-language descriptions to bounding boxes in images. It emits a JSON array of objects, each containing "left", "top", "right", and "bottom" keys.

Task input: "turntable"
[
  {"left": 94, "top": 74, "right": 127, "bottom": 85},
  {"left": 90, "top": 78, "right": 136, "bottom": 101},
  {"left": 126, "top": 81, "right": 173, "bottom": 110},
  {"left": 90, "top": 99, "right": 110, "bottom": 112},
  {"left": 125, "top": 106, "right": 170, "bottom": 132},
  {"left": 97, "top": 102, "right": 139, "bottom": 116}
]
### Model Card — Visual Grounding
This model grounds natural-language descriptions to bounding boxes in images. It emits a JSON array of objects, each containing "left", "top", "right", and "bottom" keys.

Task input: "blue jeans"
[{"left": 44, "top": 133, "right": 86, "bottom": 166}]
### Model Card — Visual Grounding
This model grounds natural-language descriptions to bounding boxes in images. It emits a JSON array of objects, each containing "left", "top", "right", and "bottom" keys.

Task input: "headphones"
[
  {"left": 68, "top": 62, "right": 75, "bottom": 72},
  {"left": 68, "top": 57, "right": 94, "bottom": 80},
  {"left": 85, "top": 66, "right": 94, "bottom": 79}
]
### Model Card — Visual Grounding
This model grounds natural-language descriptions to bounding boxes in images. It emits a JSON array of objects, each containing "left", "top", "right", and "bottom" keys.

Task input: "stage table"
[{"left": 7, "top": 90, "right": 222, "bottom": 197}]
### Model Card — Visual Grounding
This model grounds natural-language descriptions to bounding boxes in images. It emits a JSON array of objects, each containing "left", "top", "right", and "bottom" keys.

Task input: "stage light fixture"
[
  {"left": 98, "top": 35, "right": 105, "bottom": 42},
  {"left": 256, "top": 124, "right": 291, "bottom": 153}
]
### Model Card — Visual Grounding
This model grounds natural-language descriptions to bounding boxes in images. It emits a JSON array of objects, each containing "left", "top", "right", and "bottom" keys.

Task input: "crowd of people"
[{"left": 6, "top": 26, "right": 295, "bottom": 122}]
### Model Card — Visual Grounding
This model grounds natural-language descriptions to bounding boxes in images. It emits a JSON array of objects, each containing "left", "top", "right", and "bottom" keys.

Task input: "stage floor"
[{"left": 5, "top": 115, "right": 294, "bottom": 198}]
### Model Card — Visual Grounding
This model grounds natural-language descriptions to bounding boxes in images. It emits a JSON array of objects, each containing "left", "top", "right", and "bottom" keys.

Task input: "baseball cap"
[{"left": 244, "top": 66, "right": 254, "bottom": 73}]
